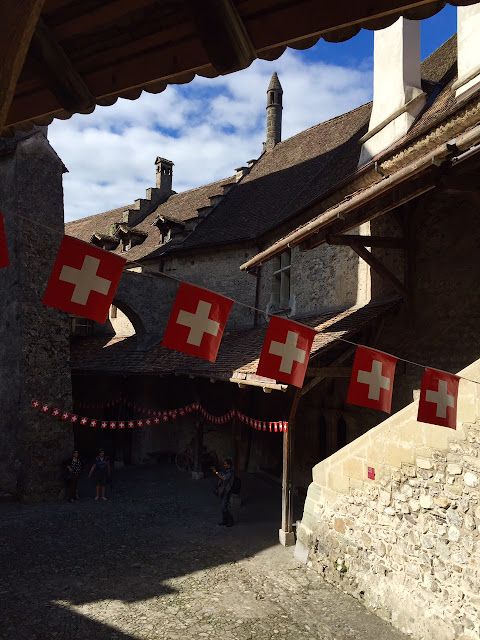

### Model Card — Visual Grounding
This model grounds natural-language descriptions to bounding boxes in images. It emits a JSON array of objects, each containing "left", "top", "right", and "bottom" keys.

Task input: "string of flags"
[
  {"left": 1, "top": 213, "right": 474, "bottom": 431},
  {"left": 31, "top": 399, "right": 288, "bottom": 432}
]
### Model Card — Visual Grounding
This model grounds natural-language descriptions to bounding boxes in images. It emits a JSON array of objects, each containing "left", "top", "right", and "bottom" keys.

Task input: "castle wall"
[{"left": 0, "top": 131, "right": 72, "bottom": 501}]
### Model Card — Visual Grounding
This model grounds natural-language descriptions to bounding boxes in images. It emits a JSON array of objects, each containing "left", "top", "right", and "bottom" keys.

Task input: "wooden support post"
[
  {"left": 279, "top": 388, "right": 301, "bottom": 547},
  {"left": 0, "top": 0, "right": 46, "bottom": 129},
  {"left": 350, "top": 243, "right": 410, "bottom": 301},
  {"left": 192, "top": 418, "right": 204, "bottom": 480}
]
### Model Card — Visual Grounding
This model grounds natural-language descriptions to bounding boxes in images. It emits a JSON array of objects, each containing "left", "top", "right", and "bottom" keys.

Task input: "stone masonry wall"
[
  {"left": 296, "top": 358, "right": 480, "bottom": 640},
  {"left": 0, "top": 131, "right": 72, "bottom": 501}
]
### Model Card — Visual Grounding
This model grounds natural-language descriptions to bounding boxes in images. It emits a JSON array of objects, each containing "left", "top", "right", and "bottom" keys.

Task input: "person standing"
[
  {"left": 66, "top": 450, "right": 82, "bottom": 503},
  {"left": 213, "top": 459, "right": 234, "bottom": 527},
  {"left": 88, "top": 449, "right": 110, "bottom": 500}
]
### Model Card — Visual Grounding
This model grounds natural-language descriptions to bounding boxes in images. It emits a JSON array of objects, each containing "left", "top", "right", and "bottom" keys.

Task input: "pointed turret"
[{"left": 265, "top": 72, "right": 283, "bottom": 150}]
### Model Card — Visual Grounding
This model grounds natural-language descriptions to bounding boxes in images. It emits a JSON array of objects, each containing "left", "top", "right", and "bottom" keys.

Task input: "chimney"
[
  {"left": 358, "top": 18, "right": 426, "bottom": 166},
  {"left": 265, "top": 72, "right": 283, "bottom": 150},
  {"left": 155, "top": 157, "right": 174, "bottom": 197},
  {"left": 454, "top": 5, "right": 480, "bottom": 100}
]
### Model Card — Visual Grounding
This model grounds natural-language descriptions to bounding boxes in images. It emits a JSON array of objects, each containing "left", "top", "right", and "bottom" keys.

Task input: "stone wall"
[
  {"left": 296, "top": 358, "right": 480, "bottom": 640},
  {"left": 0, "top": 131, "right": 72, "bottom": 501}
]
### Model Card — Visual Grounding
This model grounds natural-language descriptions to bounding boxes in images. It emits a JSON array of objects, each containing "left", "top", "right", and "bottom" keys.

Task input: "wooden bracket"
[
  {"left": 187, "top": 0, "right": 256, "bottom": 74},
  {"left": 31, "top": 17, "right": 95, "bottom": 112},
  {"left": 0, "top": 0, "right": 46, "bottom": 129}
]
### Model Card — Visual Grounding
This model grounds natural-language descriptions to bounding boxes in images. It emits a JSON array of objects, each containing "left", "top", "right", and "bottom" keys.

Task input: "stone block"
[
  {"left": 341, "top": 457, "right": 364, "bottom": 481},
  {"left": 416, "top": 457, "right": 433, "bottom": 469},
  {"left": 366, "top": 442, "right": 385, "bottom": 464},
  {"left": 294, "top": 539, "right": 309, "bottom": 564},
  {"left": 327, "top": 471, "right": 350, "bottom": 495},
  {"left": 279, "top": 529, "right": 296, "bottom": 547},
  {"left": 384, "top": 444, "right": 414, "bottom": 468},
  {"left": 396, "top": 420, "right": 425, "bottom": 445},
  {"left": 458, "top": 388, "right": 476, "bottom": 424},
  {"left": 447, "top": 463, "right": 463, "bottom": 475},
  {"left": 464, "top": 471, "right": 479, "bottom": 487},
  {"left": 334, "top": 518, "right": 345, "bottom": 534},
  {"left": 423, "top": 424, "right": 455, "bottom": 450}
]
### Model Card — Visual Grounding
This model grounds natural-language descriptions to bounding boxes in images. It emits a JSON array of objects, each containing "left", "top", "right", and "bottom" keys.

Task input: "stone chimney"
[
  {"left": 358, "top": 18, "right": 426, "bottom": 166},
  {"left": 454, "top": 5, "right": 480, "bottom": 100},
  {"left": 155, "top": 157, "right": 174, "bottom": 197},
  {"left": 265, "top": 72, "right": 283, "bottom": 150}
]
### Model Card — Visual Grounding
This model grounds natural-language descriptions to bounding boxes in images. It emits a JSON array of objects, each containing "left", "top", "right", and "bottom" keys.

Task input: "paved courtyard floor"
[{"left": 0, "top": 464, "right": 407, "bottom": 640}]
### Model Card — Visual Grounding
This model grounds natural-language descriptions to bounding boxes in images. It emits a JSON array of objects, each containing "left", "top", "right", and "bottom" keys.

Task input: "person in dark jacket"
[
  {"left": 66, "top": 450, "right": 82, "bottom": 502},
  {"left": 88, "top": 449, "right": 110, "bottom": 500},
  {"left": 212, "top": 459, "right": 234, "bottom": 527}
]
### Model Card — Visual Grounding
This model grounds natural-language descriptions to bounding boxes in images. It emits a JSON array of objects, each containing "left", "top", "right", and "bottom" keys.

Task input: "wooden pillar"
[
  {"left": 279, "top": 388, "right": 301, "bottom": 546},
  {"left": 191, "top": 418, "right": 204, "bottom": 479}
]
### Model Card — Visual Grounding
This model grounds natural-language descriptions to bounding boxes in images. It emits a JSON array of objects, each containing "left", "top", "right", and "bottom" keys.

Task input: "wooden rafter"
[
  {"left": 0, "top": 0, "right": 46, "bottom": 129},
  {"left": 186, "top": 0, "right": 255, "bottom": 74},
  {"left": 31, "top": 17, "right": 95, "bottom": 112}
]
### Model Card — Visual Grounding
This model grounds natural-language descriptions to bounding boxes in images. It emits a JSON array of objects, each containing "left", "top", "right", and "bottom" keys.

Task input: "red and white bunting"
[
  {"left": 70, "top": 414, "right": 78, "bottom": 423},
  {"left": 417, "top": 368, "right": 460, "bottom": 430},
  {"left": 118, "top": 421, "right": 125, "bottom": 429},
  {"left": 109, "top": 421, "right": 116, "bottom": 429},
  {"left": 0, "top": 212, "right": 9, "bottom": 268},
  {"left": 101, "top": 421, "right": 108, "bottom": 429},
  {"left": 128, "top": 421, "right": 134, "bottom": 429},
  {"left": 162, "top": 283, "right": 233, "bottom": 362},
  {"left": 79, "top": 417, "right": 88, "bottom": 425},
  {"left": 32, "top": 400, "right": 40, "bottom": 408},
  {"left": 90, "top": 419, "right": 97, "bottom": 428},
  {"left": 61, "top": 412, "right": 70, "bottom": 421},
  {"left": 256, "top": 316, "right": 316, "bottom": 388},
  {"left": 347, "top": 346, "right": 398, "bottom": 414},
  {"left": 52, "top": 408, "right": 61, "bottom": 417},
  {"left": 137, "top": 420, "right": 143, "bottom": 427},
  {"left": 43, "top": 235, "right": 126, "bottom": 323}
]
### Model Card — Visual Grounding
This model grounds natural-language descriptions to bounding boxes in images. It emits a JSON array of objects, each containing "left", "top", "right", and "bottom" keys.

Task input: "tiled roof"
[
  {"left": 66, "top": 36, "right": 461, "bottom": 262},
  {"left": 70, "top": 299, "right": 398, "bottom": 380},
  {"left": 65, "top": 176, "right": 235, "bottom": 263}
]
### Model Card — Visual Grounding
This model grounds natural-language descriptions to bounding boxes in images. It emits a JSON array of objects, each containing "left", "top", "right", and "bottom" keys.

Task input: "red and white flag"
[
  {"left": 128, "top": 421, "right": 134, "bottom": 429},
  {"left": 162, "top": 283, "right": 233, "bottom": 362},
  {"left": 137, "top": 420, "right": 144, "bottom": 427},
  {"left": 32, "top": 400, "right": 40, "bottom": 409},
  {"left": 0, "top": 212, "right": 9, "bottom": 268},
  {"left": 61, "top": 412, "right": 70, "bottom": 421},
  {"left": 70, "top": 415, "right": 78, "bottom": 423},
  {"left": 153, "top": 417, "right": 160, "bottom": 424},
  {"left": 43, "top": 236, "right": 126, "bottom": 323},
  {"left": 256, "top": 317, "right": 316, "bottom": 388},
  {"left": 52, "top": 408, "right": 61, "bottom": 417},
  {"left": 101, "top": 421, "right": 108, "bottom": 429},
  {"left": 417, "top": 368, "right": 460, "bottom": 429},
  {"left": 90, "top": 419, "right": 97, "bottom": 428},
  {"left": 347, "top": 346, "right": 397, "bottom": 413},
  {"left": 80, "top": 417, "right": 88, "bottom": 425},
  {"left": 118, "top": 421, "right": 125, "bottom": 429},
  {"left": 109, "top": 421, "right": 116, "bottom": 429}
]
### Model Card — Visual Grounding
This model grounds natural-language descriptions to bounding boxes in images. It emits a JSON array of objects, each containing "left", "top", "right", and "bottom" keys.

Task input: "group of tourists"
[
  {"left": 64, "top": 449, "right": 240, "bottom": 527},
  {"left": 64, "top": 448, "right": 111, "bottom": 502}
]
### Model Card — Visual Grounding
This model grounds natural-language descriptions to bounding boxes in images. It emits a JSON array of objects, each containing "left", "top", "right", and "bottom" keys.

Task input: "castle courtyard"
[{"left": 0, "top": 463, "right": 406, "bottom": 640}]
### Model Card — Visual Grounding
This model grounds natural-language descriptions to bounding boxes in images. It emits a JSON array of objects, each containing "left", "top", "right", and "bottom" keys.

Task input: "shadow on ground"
[{"left": 0, "top": 464, "right": 289, "bottom": 639}]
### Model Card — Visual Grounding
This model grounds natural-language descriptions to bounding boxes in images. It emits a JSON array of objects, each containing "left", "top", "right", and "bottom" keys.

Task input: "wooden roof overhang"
[
  {"left": 240, "top": 121, "right": 480, "bottom": 273},
  {"left": 2, "top": 0, "right": 478, "bottom": 136}
]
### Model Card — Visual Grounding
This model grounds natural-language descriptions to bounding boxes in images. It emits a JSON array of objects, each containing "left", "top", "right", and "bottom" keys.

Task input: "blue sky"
[{"left": 49, "top": 8, "right": 457, "bottom": 222}]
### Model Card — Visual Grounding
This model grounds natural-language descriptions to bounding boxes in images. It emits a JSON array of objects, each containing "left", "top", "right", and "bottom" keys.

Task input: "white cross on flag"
[
  {"left": 417, "top": 368, "right": 460, "bottom": 429},
  {"left": 80, "top": 417, "right": 88, "bottom": 425},
  {"left": 256, "top": 316, "right": 316, "bottom": 387},
  {"left": 162, "top": 283, "right": 233, "bottom": 362},
  {"left": 43, "top": 235, "right": 126, "bottom": 323},
  {"left": 347, "top": 346, "right": 397, "bottom": 413}
]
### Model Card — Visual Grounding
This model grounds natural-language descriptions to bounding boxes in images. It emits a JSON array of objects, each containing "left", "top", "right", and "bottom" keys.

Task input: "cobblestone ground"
[{"left": 0, "top": 464, "right": 407, "bottom": 640}]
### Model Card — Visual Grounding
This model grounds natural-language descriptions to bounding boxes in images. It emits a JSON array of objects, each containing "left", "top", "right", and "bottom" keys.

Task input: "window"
[
  {"left": 269, "top": 250, "right": 291, "bottom": 313},
  {"left": 70, "top": 316, "right": 94, "bottom": 337},
  {"left": 110, "top": 305, "right": 118, "bottom": 319}
]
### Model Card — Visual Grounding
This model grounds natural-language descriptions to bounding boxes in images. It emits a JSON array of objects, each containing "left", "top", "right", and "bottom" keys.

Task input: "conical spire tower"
[{"left": 265, "top": 72, "right": 283, "bottom": 150}]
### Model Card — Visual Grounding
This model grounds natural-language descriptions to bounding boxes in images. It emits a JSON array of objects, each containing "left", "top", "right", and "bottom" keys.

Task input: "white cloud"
[{"left": 48, "top": 49, "right": 372, "bottom": 222}]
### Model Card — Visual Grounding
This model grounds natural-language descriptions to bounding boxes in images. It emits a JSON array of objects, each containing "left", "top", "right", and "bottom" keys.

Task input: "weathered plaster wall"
[
  {"left": 296, "top": 358, "right": 480, "bottom": 640},
  {"left": 0, "top": 131, "right": 72, "bottom": 501}
]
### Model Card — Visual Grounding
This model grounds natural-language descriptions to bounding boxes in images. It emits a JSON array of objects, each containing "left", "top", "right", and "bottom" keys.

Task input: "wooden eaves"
[
  {"left": 240, "top": 122, "right": 480, "bottom": 274},
  {"left": 1, "top": 0, "right": 478, "bottom": 136}
]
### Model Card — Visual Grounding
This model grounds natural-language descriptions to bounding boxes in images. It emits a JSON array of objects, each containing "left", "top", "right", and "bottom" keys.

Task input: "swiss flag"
[
  {"left": 80, "top": 417, "right": 88, "bottom": 425},
  {"left": 162, "top": 283, "right": 233, "bottom": 362},
  {"left": 417, "top": 368, "right": 460, "bottom": 429},
  {"left": 153, "top": 417, "right": 160, "bottom": 424},
  {"left": 43, "top": 235, "right": 126, "bottom": 323},
  {"left": 347, "top": 346, "right": 397, "bottom": 413},
  {"left": 90, "top": 419, "right": 97, "bottom": 428},
  {"left": 128, "top": 421, "right": 134, "bottom": 429},
  {"left": 256, "top": 317, "right": 316, "bottom": 388},
  {"left": 32, "top": 400, "right": 40, "bottom": 409},
  {"left": 0, "top": 212, "right": 9, "bottom": 268}
]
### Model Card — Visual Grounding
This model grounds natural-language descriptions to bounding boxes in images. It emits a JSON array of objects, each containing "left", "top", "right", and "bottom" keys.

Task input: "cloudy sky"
[{"left": 48, "top": 8, "right": 456, "bottom": 222}]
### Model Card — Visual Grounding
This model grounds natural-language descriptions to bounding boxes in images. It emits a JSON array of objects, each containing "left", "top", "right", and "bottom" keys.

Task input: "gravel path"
[{"left": 0, "top": 464, "right": 407, "bottom": 640}]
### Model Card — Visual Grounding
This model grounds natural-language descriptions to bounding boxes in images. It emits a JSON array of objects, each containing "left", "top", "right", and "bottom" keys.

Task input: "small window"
[
  {"left": 70, "top": 316, "right": 94, "bottom": 337},
  {"left": 269, "top": 250, "right": 291, "bottom": 313},
  {"left": 110, "top": 305, "right": 118, "bottom": 319}
]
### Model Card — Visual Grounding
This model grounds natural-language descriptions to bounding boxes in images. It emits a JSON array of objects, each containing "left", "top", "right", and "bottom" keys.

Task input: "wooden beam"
[
  {"left": 0, "top": 0, "right": 46, "bottom": 128},
  {"left": 350, "top": 244, "right": 410, "bottom": 301},
  {"left": 30, "top": 17, "right": 95, "bottom": 112},
  {"left": 280, "top": 388, "right": 300, "bottom": 546},
  {"left": 305, "top": 367, "right": 352, "bottom": 378},
  {"left": 327, "top": 235, "right": 406, "bottom": 249},
  {"left": 186, "top": 0, "right": 255, "bottom": 74}
]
